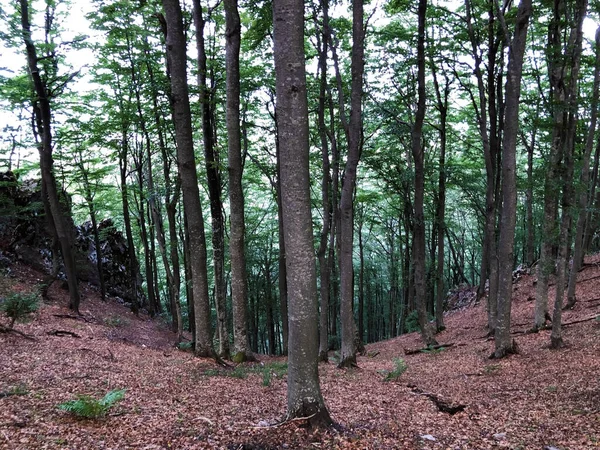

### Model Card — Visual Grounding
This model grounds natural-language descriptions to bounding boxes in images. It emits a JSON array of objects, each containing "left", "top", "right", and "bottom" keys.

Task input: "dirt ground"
[{"left": 1, "top": 257, "right": 599, "bottom": 449}]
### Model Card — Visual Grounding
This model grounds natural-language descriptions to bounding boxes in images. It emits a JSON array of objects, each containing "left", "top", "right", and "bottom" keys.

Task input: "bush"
[
  {"left": 383, "top": 358, "right": 408, "bottom": 381},
  {"left": 57, "top": 389, "right": 125, "bottom": 419},
  {"left": 1, "top": 291, "right": 40, "bottom": 328}
]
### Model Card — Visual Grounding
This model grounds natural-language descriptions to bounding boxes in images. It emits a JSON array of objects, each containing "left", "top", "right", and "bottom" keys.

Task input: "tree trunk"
[
  {"left": 412, "top": 0, "right": 437, "bottom": 347},
  {"left": 565, "top": 26, "right": 600, "bottom": 310},
  {"left": 493, "top": 0, "right": 532, "bottom": 359},
  {"left": 337, "top": 0, "right": 365, "bottom": 368},
  {"left": 162, "top": 0, "right": 213, "bottom": 357},
  {"left": 273, "top": 0, "right": 333, "bottom": 426},
  {"left": 20, "top": 0, "right": 81, "bottom": 313},
  {"left": 224, "top": 0, "right": 252, "bottom": 363},
  {"left": 193, "top": 0, "right": 230, "bottom": 358}
]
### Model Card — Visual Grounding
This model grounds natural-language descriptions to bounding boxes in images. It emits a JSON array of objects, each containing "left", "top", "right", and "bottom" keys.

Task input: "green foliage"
[
  {"left": 383, "top": 358, "right": 408, "bottom": 381},
  {"left": 177, "top": 341, "right": 193, "bottom": 351},
  {"left": 0, "top": 290, "right": 40, "bottom": 328},
  {"left": 57, "top": 389, "right": 126, "bottom": 419}
]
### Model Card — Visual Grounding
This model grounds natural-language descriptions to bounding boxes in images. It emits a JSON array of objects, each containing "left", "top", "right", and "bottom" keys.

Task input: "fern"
[{"left": 58, "top": 389, "right": 125, "bottom": 419}]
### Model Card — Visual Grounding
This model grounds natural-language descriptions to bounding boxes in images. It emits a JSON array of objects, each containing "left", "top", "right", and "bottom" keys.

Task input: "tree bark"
[
  {"left": 412, "top": 0, "right": 437, "bottom": 347},
  {"left": 224, "top": 0, "right": 252, "bottom": 362},
  {"left": 493, "top": 0, "right": 532, "bottom": 359},
  {"left": 193, "top": 0, "right": 230, "bottom": 358},
  {"left": 273, "top": 0, "right": 332, "bottom": 426},
  {"left": 20, "top": 0, "right": 81, "bottom": 313},
  {"left": 162, "top": 0, "right": 213, "bottom": 357}
]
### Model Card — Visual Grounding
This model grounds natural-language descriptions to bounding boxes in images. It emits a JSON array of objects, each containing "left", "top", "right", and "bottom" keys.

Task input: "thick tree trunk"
[
  {"left": 273, "top": 0, "right": 332, "bottom": 426},
  {"left": 162, "top": 0, "right": 213, "bottom": 357},
  {"left": 493, "top": 0, "right": 532, "bottom": 358}
]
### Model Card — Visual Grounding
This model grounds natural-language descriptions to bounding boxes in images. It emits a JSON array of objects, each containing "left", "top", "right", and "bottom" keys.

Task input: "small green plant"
[
  {"left": 422, "top": 346, "right": 445, "bottom": 355},
  {"left": 177, "top": 341, "right": 193, "bottom": 351},
  {"left": 103, "top": 315, "right": 129, "bottom": 328},
  {"left": 260, "top": 362, "right": 288, "bottom": 387},
  {"left": 57, "top": 389, "right": 125, "bottom": 419},
  {"left": 383, "top": 358, "right": 408, "bottom": 381},
  {"left": 262, "top": 368, "right": 271, "bottom": 387},
  {"left": 0, "top": 291, "right": 40, "bottom": 328}
]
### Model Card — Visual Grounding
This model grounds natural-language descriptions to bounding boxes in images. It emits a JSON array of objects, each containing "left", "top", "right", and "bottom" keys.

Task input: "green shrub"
[
  {"left": 1, "top": 291, "right": 40, "bottom": 328},
  {"left": 57, "top": 389, "right": 125, "bottom": 419},
  {"left": 383, "top": 358, "right": 408, "bottom": 381}
]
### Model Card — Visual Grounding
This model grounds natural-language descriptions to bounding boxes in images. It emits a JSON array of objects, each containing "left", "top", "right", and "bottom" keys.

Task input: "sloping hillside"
[{"left": 1, "top": 258, "right": 599, "bottom": 449}]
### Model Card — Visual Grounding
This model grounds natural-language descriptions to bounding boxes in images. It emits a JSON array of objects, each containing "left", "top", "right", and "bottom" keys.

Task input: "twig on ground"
[
  {"left": 404, "top": 343, "right": 455, "bottom": 355},
  {"left": 47, "top": 330, "right": 81, "bottom": 338}
]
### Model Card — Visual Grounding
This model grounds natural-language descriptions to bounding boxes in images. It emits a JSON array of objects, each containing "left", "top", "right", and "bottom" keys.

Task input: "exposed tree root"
[
  {"left": 0, "top": 325, "right": 36, "bottom": 341},
  {"left": 409, "top": 385, "right": 466, "bottom": 415},
  {"left": 404, "top": 343, "right": 455, "bottom": 355},
  {"left": 47, "top": 330, "right": 81, "bottom": 338}
]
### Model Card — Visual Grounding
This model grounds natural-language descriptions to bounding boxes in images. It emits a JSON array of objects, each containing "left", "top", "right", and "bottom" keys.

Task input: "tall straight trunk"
[
  {"left": 566, "top": 26, "right": 600, "bottom": 309},
  {"left": 162, "top": 0, "right": 213, "bottom": 357},
  {"left": 224, "top": 0, "right": 252, "bottom": 362},
  {"left": 276, "top": 143, "right": 289, "bottom": 355},
  {"left": 193, "top": 0, "right": 229, "bottom": 358},
  {"left": 430, "top": 59, "right": 450, "bottom": 332},
  {"left": 316, "top": 2, "right": 332, "bottom": 361},
  {"left": 274, "top": 0, "right": 332, "bottom": 425},
  {"left": 338, "top": 0, "right": 365, "bottom": 368},
  {"left": 358, "top": 217, "right": 365, "bottom": 341},
  {"left": 536, "top": 0, "right": 586, "bottom": 333},
  {"left": 551, "top": 0, "right": 587, "bottom": 347},
  {"left": 20, "top": 0, "right": 81, "bottom": 313},
  {"left": 412, "top": 0, "right": 437, "bottom": 347},
  {"left": 493, "top": 0, "right": 532, "bottom": 358}
]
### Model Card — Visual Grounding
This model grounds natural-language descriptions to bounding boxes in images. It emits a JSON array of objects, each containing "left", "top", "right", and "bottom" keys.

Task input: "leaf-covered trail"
[{"left": 1, "top": 259, "right": 599, "bottom": 449}]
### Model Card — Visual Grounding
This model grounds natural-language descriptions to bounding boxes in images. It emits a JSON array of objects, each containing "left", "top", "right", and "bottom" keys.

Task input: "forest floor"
[{"left": 1, "top": 258, "right": 599, "bottom": 450}]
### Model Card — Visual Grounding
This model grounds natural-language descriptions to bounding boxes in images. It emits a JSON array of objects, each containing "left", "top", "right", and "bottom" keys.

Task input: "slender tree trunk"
[
  {"left": 338, "top": 0, "right": 366, "bottom": 368},
  {"left": 493, "top": 0, "right": 532, "bottom": 358},
  {"left": 193, "top": 0, "right": 230, "bottom": 358},
  {"left": 162, "top": 0, "right": 213, "bottom": 357},
  {"left": 273, "top": 0, "right": 332, "bottom": 426},
  {"left": 224, "top": 0, "right": 252, "bottom": 362},
  {"left": 566, "top": 26, "right": 600, "bottom": 309},
  {"left": 20, "top": 0, "right": 81, "bottom": 313},
  {"left": 412, "top": 0, "right": 438, "bottom": 347}
]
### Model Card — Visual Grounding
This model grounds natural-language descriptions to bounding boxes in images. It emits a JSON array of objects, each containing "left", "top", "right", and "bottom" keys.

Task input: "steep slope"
[{"left": 1, "top": 257, "right": 599, "bottom": 449}]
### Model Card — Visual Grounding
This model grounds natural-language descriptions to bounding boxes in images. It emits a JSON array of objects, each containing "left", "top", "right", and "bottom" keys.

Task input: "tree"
[
  {"left": 411, "top": 0, "right": 438, "bottom": 347},
  {"left": 493, "top": 0, "right": 532, "bottom": 359},
  {"left": 19, "top": 0, "right": 81, "bottom": 313},
  {"left": 225, "top": 0, "right": 253, "bottom": 362},
  {"left": 162, "top": 0, "right": 213, "bottom": 357},
  {"left": 273, "top": 0, "right": 332, "bottom": 426}
]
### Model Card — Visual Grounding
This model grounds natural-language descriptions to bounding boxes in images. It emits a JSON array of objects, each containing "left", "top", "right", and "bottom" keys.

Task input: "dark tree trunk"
[
  {"left": 193, "top": 0, "right": 230, "bottom": 358},
  {"left": 412, "top": 0, "right": 437, "bottom": 347},
  {"left": 493, "top": 0, "right": 532, "bottom": 358},
  {"left": 162, "top": 0, "right": 213, "bottom": 357},
  {"left": 338, "top": 0, "right": 366, "bottom": 368},
  {"left": 20, "top": 0, "right": 81, "bottom": 313}
]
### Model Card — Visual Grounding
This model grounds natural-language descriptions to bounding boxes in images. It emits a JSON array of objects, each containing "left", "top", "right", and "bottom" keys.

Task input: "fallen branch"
[
  {"left": 562, "top": 315, "right": 599, "bottom": 327},
  {"left": 0, "top": 325, "right": 36, "bottom": 341},
  {"left": 409, "top": 385, "right": 466, "bottom": 415},
  {"left": 404, "top": 343, "right": 455, "bottom": 355},
  {"left": 47, "top": 330, "right": 81, "bottom": 338},
  {"left": 0, "top": 391, "right": 28, "bottom": 398}
]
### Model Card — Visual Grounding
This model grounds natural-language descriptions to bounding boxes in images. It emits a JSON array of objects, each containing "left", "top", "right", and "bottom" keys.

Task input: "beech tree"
[{"left": 273, "top": 0, "right": 332, "bottom": 425}]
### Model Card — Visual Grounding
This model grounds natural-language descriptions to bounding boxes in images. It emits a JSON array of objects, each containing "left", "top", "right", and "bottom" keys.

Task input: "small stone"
[
  {"left": 421, "top": 434, "right": 436, "bottom": 442},
  {"left": 257, "top": 420, "right": 270, "bottom": 427},
  {"left": 493, "top": 433, "right": 507, "bottom": 440}
]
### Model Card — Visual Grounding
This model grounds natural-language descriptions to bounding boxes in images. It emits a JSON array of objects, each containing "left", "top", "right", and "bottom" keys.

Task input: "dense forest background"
[{"left": 1, "top": 0, "right": 598, "bottom": 362}]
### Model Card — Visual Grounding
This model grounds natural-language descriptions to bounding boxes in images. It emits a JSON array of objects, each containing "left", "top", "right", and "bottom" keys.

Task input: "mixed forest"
[{"left": 1, "top": 0, "right": 600, "bottom": 442}]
